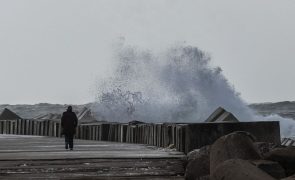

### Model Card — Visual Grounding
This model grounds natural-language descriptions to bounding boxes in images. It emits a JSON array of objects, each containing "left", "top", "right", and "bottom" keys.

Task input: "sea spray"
[
  {"left": 255, "top": 114, "right": 295, "bottom": 138},
  {"left": 92, "top": 42, "right": 295, "bottom": 137}
]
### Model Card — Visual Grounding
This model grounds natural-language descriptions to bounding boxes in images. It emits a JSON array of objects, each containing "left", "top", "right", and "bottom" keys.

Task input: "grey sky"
[{"left": 0, "top": 0, "right": 294, "bottom": 104}]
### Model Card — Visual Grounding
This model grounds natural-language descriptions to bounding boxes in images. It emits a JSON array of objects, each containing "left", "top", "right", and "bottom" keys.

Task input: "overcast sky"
[{"left": 0, "top": 0, "right": 294, "bottom": 105}]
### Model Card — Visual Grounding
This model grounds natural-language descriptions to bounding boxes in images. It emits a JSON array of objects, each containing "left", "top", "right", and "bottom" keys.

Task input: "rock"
[
  {"left": 210, "top": 131, "right": 261, "bottom": 172},
  {"left": 197, "top": 175, "right": 209, "bottom": 180},
  {"left": 185, "top": 146, "right": 210, "bottom": 180},
  {"left": 254, "top": 142, "right": 276, "bottom": 157},
  {"left": 282, "top": 174, "right": 295, "bottom": 180},
  {"left": 251, "top": 160, "right": 286, "bottom": 179},
  {"left": 211, "top": 159, "right": 276, "bottom": 180},
  {"left": 187, "top": 145, "right": 210, "bottom": 161},
  {"left": 167, "top": 144, "right": 175, "bottom": 149},
  {"left": 265, "top": 147, "right": 295, "bottom": 176},
  {"left": 185, "top": 154, "right": 209, "bottom": 180},
  {"left": 187, "top": 149, "right": 201, "bottom": 161}
]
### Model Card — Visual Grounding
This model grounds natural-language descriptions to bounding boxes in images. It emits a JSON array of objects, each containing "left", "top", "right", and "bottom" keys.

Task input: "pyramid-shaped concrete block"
[
  {"left": 0, "top": 108, "right": 22, "bottom": 120},
  {"left": 34, "top": 113, "right": 61, "bottom": 120},
  {"left": 205, "top": 107, "right": 226, "bottom": 122},
  {"left": 77, "top": 107, "right": 97, "bottom": 124},
  {"left": 205, "top": 107, "right": 239, "bottom": 122}
]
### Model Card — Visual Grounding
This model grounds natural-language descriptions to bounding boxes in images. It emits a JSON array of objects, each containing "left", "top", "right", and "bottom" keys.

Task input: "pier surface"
[{"left": 0, "top": 135, "right": 185, "bottom": 179}]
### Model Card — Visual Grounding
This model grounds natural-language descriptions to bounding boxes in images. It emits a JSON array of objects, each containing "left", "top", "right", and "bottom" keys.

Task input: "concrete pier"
[
  {"left": 0, "top": 119, "right": 282, "bottom": 179},
  {"left": 0, "top": 119, "right": 281, "bottom": 153},
  {"left": 0, "top": 134, "right": 185, "bottom": 179}
]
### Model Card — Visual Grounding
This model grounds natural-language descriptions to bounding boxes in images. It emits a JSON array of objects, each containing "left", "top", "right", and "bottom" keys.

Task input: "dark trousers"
[{"left": 64, "top": 134, "right": 74, "bottom": 149}]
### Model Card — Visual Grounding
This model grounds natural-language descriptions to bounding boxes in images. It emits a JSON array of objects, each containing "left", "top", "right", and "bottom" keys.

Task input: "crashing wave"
[{"left": 92, "top": 42, "right": 295, "bottom": 137}]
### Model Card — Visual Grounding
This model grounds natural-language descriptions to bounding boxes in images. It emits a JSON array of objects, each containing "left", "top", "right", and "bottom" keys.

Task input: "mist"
[{"left": 91, "top": 41, "right": 295, "bottom": 138}]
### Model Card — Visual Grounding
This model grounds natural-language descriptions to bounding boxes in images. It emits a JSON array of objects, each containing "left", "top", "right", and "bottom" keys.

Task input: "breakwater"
[{"left": 0, "top": 119, "right": 281, "bottom": 153}]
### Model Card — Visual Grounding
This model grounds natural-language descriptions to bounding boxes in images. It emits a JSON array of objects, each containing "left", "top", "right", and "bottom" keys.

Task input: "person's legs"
[
  {"left": 69, "top": 134, "right": 74, "bottom": 150},
  {"left": 64, "top": 134, "right": 69, "bottom": 150}
]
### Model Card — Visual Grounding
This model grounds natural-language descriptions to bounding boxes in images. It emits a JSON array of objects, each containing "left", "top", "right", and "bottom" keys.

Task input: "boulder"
[
  {"left": 185, "top": 146, "right": 210, "bottom": 180},
  {"left": 210, "top": 131, "right": 261, "bottom": 172},
  {"left": 251, "top": 160, "right": 286, "bottom": 179},
  {"left": 187, "top": 145, "right": 210, "bottom": 161},
  {"left": 254, "top": 142, "right": 276, "bottom": 157},
  {"left": 211, "top": 159, "right": 276, "bottom": 180},
  {"left": 185, "top": 154, "right": 209, "bottom": 180},
  {"left": 198, "top": 175, "right": 209, "bottom": 180},
  {"left": 167, "top": 144, "right": 175, "bottom": 149},
  {"left": 265, "top": 147, "right": 295, "bottom": 176}
]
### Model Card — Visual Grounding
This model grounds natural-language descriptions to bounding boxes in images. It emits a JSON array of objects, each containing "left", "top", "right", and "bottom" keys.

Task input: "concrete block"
[
  {"left": 205, "top": 107, "right": 226, "bottom": 122},
  {"left": 205, "top": 107, "right": 239, "bottom": 122},
  {"left": 185, "top": 121, "right": 281, "bottom": 154}
]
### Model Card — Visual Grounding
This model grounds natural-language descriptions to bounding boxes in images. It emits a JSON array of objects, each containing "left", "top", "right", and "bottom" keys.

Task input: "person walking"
[{"left": 61, "top": 106, "right": 78, "bottom": 150}]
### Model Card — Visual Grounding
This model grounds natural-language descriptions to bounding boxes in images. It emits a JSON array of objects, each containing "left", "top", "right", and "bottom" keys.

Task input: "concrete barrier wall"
[
  {"left": 0, "top": 119, "right": 281, "bottom": 153},
  {"left": 184, "top": 121, "right": 281, "bottom": 153}
]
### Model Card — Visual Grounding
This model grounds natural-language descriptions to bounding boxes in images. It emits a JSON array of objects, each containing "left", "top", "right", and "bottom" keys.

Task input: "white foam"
[{"left": 92, "top": 42, "right": 295, "bottom": 138}]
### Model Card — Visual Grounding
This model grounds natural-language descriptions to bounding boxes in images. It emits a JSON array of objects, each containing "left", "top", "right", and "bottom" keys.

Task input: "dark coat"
[{"left": 61, "top": 110, "right": 78, "bottom": 135}]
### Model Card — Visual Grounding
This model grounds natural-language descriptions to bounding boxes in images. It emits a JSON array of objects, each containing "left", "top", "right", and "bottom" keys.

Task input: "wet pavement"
[{"left": 0, "top": 135, "right": 185, "bottom": 179}]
